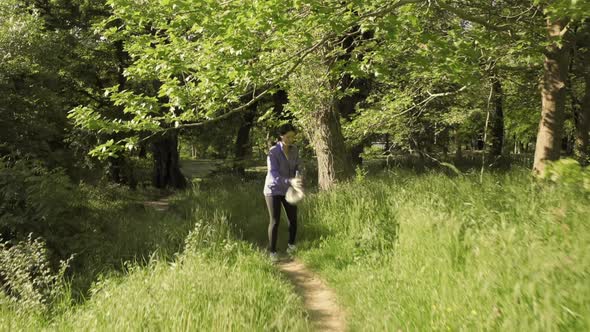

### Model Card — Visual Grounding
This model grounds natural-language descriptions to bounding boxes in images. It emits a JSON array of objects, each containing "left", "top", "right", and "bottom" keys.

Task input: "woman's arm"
[{"left": 268, "top": 151, "right": 291, "bottom": 186}]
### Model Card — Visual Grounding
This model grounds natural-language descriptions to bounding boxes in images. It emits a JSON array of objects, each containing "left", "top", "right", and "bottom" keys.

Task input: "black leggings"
[{"left": 265, "top": 195, "right": 297, "bottom": 253}]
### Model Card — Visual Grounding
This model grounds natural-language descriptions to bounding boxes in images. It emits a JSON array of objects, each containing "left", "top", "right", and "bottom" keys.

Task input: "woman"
[{"left": 263, "top": 124, "right": 303, "bottom": 262}]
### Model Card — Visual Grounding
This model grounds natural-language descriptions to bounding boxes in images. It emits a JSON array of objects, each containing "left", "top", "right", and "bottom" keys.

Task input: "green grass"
[
  {"left": 50, "top": 248, "right": 308, "bottom": 331},
  {"left": 2, "top": 248, "right": 309, "bottom": 331},
  {"left": 1, "top": 165, "right": 588, "bottom": 331},
  {"left": 297, "top": 168, "right": 590, "bottom": 331},
  {"left": 0, "top": 173, "right": 310, "bottom": 331}
]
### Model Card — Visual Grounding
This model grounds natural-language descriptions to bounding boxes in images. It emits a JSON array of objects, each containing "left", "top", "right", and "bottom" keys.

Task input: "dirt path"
[
  {"left": 142, "top": 197, "right": 171, "bottom": 211},
  {"left": 277, "top": 259, "right": 346, "bottom": 332},
  {"left": 143, "top": 159, "right": 223, "bottom": 211}
]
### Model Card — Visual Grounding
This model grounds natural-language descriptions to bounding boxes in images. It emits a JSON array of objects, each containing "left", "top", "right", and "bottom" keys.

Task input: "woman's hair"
[{"left": 278, "top": 123, "right": 296, "bottom": 137}]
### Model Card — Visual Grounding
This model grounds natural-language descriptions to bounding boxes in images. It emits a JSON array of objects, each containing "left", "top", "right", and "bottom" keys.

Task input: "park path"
[
  {"left": 143, "top": 159, "right": 222, "bottom": 211},
  {"left": 278, "top": 259, "right": 347, "bottom": 332}
]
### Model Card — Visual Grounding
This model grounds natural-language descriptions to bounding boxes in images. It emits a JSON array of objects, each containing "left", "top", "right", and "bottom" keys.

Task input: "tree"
[
  {"left": 533, "top": 17, "right": 572, "bottom": 175},
  {"left": 233, "top": 101, "right": 258, "bottom": 177},
  {"left": 430, "top": 0, "right": 588, "bottom": 174},
  {"left": 69, "top": 0, "right": 429, "bottom": 190},
  {"left": 286, "top": 52, "right": 355, "bottom": 190},
  {"left": 67, "top": 0, "right": 589, "bottom": 184},
  {"left": 489, "top": 75, "right": 505, "bottom": 157},
  {"left": 572, "top": 22, "right": 590, "bottom": 165},
  {"left": 530, "top": 1, "right": 589, "bottom": 175},
  {"left": 0, "top": 0, "right": 113, "bottom": 174},
  {"left": 0, "top": 1, "right": 69, "bottom": 164}
]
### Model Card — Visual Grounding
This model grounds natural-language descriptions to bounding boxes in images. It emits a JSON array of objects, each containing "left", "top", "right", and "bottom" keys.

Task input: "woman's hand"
[{"left": 289, "top": 178, "right": 303, "bottom": 190}]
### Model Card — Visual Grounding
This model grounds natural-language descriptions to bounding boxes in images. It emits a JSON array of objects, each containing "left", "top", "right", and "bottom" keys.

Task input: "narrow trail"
[
  {"left": 278, "top": 259, "right": 347, "bottom": 332},
  {"left": 142, "top": 197, "right": 171, "bottom": 211},
  {"left": 142, "top": 159, "right": 222, "bottom": 211},
  {"left": 143, "top": 159, "right": 347, "bottom": 331}
]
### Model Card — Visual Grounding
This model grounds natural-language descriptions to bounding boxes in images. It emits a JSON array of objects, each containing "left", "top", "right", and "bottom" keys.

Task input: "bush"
[
  {"left": 0, "top": 234, "right": 71, "bottom": 313},
  {"left": 0, "top": 157, "right": 86, "bottom": 241},
  {"left": 361, "top": 145, "right": 387, "bottom": 160},
  {"left": 544, "top": 158, "right": 590, "bottom": 193}
]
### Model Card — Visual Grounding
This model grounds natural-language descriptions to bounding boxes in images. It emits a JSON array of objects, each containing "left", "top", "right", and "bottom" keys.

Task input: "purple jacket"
[{"left": 263, "top": 142, "right": 301, "bottom": 196}]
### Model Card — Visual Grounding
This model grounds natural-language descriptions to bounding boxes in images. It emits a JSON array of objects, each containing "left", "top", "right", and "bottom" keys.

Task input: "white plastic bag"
[{"left": 285, "top": 186, "right": 305, "bottom": 205}]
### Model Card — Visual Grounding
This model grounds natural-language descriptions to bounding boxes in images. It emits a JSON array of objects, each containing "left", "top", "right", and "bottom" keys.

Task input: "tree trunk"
[
  {"left": 152, "top": 132, "right": 186, "bottom": 189},
  {"left": 334, "top": 27, "right": 373, "bottom": 171},
  {"left": 455, "top": 130, "right": 463, "bottom": 160},
  {"left": 191, "top": 144, "right": 197, "bottom": 159},
  {"left": 107, "top": 155, "right": 136, "bottom": 188},
  {"left": 310, "top": 102, "right": 354, "bottom": 191},
  {"left": 266, "top": 90, "right": 289, "bottom": 149},
  {"left": 272, "top": 89, "right": 289, "bottom": 113},
  {"left": 349, "top": 143, "right": 365, "bottom": 168},
  {"left": 564, "top": 135, "right": 574, "bottom": 155},
  {"left": 574, "top": 25, "right": 590, "bottom": 165},
  {"left": 533, "top": 18, "right": 572, "bottom": 176},
  {"left": 489, "top": 77, "right": 504, "bottom": 157},
  {"left": 576, "top": 72, "right": 590, "bottom": 165},
  {"left": 233, "top": 106, "right": 257, "bottom": 176},
  {"left": 439, "top": 127, "right": 449, "bottom": 157},
  {"left": 138, "top": 143, "right": 147, "bottom": 158},
  {"left": 334, "top": 75, "right": 370, "bottom": 167}
]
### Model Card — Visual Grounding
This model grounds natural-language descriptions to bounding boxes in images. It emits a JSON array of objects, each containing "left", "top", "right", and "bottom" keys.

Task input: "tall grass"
[
  {"left": 298, "top": 168, "right": 590, "bottom": 331},
  {"left": 1, "top": 165, "right": 588, "bottom": 331},
  {"left": 0, "top": 178, "right": 310, "bottom": 331},
  {"left": 46, "top": 245, "right": 309, "bottom": 331}
]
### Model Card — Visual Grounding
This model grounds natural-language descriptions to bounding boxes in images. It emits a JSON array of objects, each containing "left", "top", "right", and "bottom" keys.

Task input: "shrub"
[
  {"left": 0, "top": 234, "right": 71, "bottom": 313},
  {"left": 0, "top": 157, "right": 85, "bottom": 241},
  {"left": 544, "top": 158, "right": 590, "bottom": 193}
]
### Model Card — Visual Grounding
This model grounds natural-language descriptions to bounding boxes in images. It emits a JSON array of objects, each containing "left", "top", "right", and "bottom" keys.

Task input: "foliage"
[
  {"left": 0, "top": 234, "right": 71, "bottom": 313},
  {"left": 0, "top": 157, "right": 86, "bottom": 242},
  {"left": 544, "top": 158, "right": 590, "bottom": 192},
  {"left": 63, "top": 1, "right": 441, "bottom": 156},
  {"left": 0, "top": 1, "right": 69, "bottom": 165},
  {"left": 0, "top": 163, "right": 589, "bottom": 329},
  {"left": 1, "top": 175, "right": 310, "bottom": 331}
]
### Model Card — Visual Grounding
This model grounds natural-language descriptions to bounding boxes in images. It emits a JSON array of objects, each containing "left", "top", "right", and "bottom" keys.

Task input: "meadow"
[{"left": 1, "top": 161, "right": 589, "bottom": 331}]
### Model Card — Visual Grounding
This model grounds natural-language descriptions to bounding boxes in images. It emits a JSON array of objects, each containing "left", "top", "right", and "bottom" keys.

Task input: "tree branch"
[
  {"left": 393, "top": 85, "right": 468, "bottom": 118},
  {"left": 136, "top": 0, "right": 427, "bottom": 138},
  {"left": 435, "top": 0, "right": 512, "bottom": 33},
  {"left": 166, "top": 33, "right": 335, "bottom": 131},
  {"left": 359, "top": 0, "right": 425, "bottom": 20}
]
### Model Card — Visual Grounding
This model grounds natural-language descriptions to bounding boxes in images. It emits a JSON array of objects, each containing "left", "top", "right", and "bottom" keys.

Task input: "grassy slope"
[
  {"left": 47, "top": 249, "right": 309, "bottom": 331},
  {"left": 2, "top": 249, "right": 309, "bottom": 331},
  {"left": 2, "top": 165, "right": 588, "bottom": 331},
  {"left": 298, "top": 169, "right": 590, "bottom": 331},
  {"left": 0, "top": 164, "right": 310, "bottom": 331}
]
